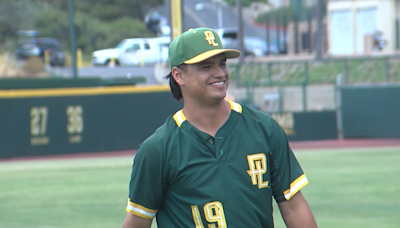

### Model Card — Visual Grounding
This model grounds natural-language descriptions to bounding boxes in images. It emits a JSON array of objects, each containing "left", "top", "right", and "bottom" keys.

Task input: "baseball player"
[{"left": 122, "top": 27, "right": 317, "bottom": 228}]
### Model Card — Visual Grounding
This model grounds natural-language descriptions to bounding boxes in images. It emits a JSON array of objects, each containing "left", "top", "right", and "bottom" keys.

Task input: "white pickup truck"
[{"left": 92, "top": 36, "right": 170, "bottom": 66}]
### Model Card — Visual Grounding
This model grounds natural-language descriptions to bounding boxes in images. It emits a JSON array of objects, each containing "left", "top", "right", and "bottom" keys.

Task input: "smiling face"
[{"left": 172, "top": 54, "right": 229, "bottom": 105}]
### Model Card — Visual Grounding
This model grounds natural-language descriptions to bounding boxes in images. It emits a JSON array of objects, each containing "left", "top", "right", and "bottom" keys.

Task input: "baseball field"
[{"left": 1, "top": 144, "right": 399, "bottom": 228}]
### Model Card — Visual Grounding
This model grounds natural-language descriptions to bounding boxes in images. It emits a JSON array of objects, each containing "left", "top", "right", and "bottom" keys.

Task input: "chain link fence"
[{"left": 227, "top": 55, "right": 400, "bottom": 113}]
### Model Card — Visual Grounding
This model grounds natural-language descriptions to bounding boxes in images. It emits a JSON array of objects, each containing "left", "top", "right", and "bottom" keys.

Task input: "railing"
[
  {"left": 229, "top": 55, "right": 400, "bottom": 87},
  {"left": 227, "top": 55, "right": 400, "bottom": 112}
]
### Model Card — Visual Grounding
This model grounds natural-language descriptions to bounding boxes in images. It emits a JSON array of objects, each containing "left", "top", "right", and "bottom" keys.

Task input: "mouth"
[{"left": 209, "top": 81, "right": 225, "bottom": 86}]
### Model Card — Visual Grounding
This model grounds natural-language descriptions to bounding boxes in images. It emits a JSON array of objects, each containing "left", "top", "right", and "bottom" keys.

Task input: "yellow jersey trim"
[
  {"left": 283, "top": 174, "right": 309, "bottom": 200},
  {"left": 172, "top": 101, "right": 242, "bottom": 127},
  {"left": 227, "top": 100, "right": 242, "bottom": 113},
  {"left": 173, "top": 110, "right": 186, "bottom": 127},
  {"left": 126, "top": 199, "right": 157, "bottom": 219},
  {"left": 0, "top": 85, "right": 170, "bottom": 99}
]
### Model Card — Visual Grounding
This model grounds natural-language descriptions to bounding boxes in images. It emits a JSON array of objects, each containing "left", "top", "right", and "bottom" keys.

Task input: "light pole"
[
  {"left": 237, "top": 0, "right": 244, "bottom": 64},
  {"left": 195, "top": 1, "right": 223, "bottom": 28},
  {"left": 171, "top": 0, "right": 182, "bottom": 40},
  {"left": 217, "top": 0, "right": 223, "bottom": 29},
  {"left": 68, "top": 0, "right": 78, "bottom": 78}
]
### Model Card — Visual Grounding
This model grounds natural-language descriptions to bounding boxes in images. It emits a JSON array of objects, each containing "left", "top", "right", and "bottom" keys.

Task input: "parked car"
[
  {"left": 144, "top": 11, "right": 171, "bottom": 37},
  {"left": 92, "top": 37, "right": 171, "bottom": 66},
  {"left": 91, "top": 41, "right": 124, "bottom": 66},
  {"left": 243, "top": 36, "right": 270, "bottom": 57},
  {"left": 223, "top": 36, "right": 279, "bottom": 57},
  {"left": 16, "top": 37, "right": 65, "bottom": 67}
]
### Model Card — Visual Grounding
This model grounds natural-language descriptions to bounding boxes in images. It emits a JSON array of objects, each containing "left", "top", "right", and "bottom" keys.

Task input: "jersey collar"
[{"left": 173, "top": 101, "right": 242, "bottom": 127}]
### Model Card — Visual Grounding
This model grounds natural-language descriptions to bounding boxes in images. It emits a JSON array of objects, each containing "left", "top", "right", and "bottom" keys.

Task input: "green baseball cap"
[{"left": 168, "top": 27, "right": 241, "bottom": 69}]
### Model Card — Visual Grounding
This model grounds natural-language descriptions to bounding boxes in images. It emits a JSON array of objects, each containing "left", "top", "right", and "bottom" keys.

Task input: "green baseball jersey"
[{"left": 126, "top": 101, "right": 308, "bottom": 228}]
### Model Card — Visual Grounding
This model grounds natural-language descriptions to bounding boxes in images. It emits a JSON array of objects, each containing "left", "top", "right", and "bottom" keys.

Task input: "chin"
[{"left": 212, "top": 93, "right": 227, "bottom": 101}]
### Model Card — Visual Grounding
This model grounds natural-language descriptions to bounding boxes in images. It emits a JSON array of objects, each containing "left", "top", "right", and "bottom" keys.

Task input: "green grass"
[
  {"left": 0, "top": 157, "right": 133, "bottom": 228},
  {"left": 1, "top": 147, "right": 399, "bottom": 228},
  {"left": 275, "top": 147, "right": 400, "bottom": 228}
]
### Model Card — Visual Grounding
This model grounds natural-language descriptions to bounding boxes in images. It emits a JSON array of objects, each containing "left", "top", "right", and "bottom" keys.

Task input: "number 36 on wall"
[
  {"left": 30, "top": 106, "right": 84, "bottom": 135},
  {"left": 66, "top": 105, "right": 83, "bottom": 134}
]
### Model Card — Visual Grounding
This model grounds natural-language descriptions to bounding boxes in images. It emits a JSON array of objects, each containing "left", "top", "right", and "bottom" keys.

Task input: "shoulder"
[
  {"left": 239, "top": 103, "right": 276, "bottom": 127},
  {"left": 236, "top": 102, "right": 286, "bottom": 143},
  {"left": 136, "top": 114, "right": 180, "bottom": 158}
]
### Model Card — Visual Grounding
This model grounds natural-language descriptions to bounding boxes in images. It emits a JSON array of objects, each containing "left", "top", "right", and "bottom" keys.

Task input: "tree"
[
  {"left": 54, "top": 0, "right": 165, "bottom": 22},
  {"left": 225, "top": 0, "right": 268, "bottom": 7},
  {"left": 31, "top": 7, "right": 154, "bottom": 53},
  {"left": 0, "top": 0, "right": 42, "bottom": 44},
  {"left": 0, "top": 0, "right": 166, "bottom": 54}
]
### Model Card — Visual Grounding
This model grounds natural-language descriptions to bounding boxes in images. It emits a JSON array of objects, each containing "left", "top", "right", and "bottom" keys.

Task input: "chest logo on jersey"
[{"left": 247, "top": 153, "right": 269, "bottom": 189}]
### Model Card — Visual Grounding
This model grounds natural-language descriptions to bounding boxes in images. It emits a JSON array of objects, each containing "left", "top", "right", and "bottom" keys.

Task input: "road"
[
  {"left": 52, "top": 65, "right": 159, "bottom": 85},
  {"left": 57, "top": 0, "right": 268, "bottom": 84}
]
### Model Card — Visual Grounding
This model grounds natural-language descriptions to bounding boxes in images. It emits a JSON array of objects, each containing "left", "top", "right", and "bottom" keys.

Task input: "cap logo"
[{"left": 204, "top": 31, "right": 219, "bottom": 47}]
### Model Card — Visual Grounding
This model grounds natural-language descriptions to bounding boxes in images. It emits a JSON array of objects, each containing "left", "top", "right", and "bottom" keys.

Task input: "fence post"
[
  {"left": 267, "top": 62, "right": 272, "bottom": 86},
  {"left": 235, "top": 64, "right": 240, "bottom": 87},
  {"left": 396, "top": 18, "right": 400, "bottom": 50},
  {"left": 266, "top": 17, "right": 270, "bottom": 55},
  {"left": 276, "top": 16, "right": 281, "bottom": 53},
  {"left": 307, "top": 14, "right": 312, "bottom": 53},
  {"left": 293, "top": 15, "right": 299, "bottom": 54},
  {"left": 336, "top": 74, "right": 344, "bottom": 140},
  {"left": 302, "top": 61, "right": 309, "bottom": 111},
  {"left": 44, "top": 50, "right": 50, "bottom": 66},
  {"left": 245, "top": 82, "right": 251, "bottom": 105},
  {"left": 342, "top": 59, "right": 348, "bottom": 84},
  {"left": 278, "top": 83, "right": 283, "bottom": 113},
  {"left": 384, "top": 57, "right": 390, "bottom": 83},
  {"left": 282, "top": 16, "right": 287, "bottom": 53}
]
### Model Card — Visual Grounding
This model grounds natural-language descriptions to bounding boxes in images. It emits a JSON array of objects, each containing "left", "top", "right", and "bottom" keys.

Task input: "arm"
[
  {"left": 123, "top": 137, "right": 164, "bottom": 228},
  {"left": 122, "top": 212, "right": 153, "bottom": 228},
  {"left": 277, "top": 191, "right": 318, "bottom": 228}
]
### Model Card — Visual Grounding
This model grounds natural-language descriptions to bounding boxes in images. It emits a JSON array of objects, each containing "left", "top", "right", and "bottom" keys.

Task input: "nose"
[{"left": 212, "top": 65, "right": 227, "bottom": 78}]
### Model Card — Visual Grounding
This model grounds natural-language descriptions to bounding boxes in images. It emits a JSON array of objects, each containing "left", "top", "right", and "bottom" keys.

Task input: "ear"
[{"left": 171, "top": 67, "right": 185, "bottom": 86}]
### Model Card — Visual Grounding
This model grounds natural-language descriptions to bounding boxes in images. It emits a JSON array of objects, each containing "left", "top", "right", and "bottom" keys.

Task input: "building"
[{"left": 327, "top": 0, "right": 399, "bottom": 55}]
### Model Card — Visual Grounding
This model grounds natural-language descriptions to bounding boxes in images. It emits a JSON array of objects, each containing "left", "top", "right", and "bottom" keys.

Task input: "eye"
[{"left": 200, "top": 65, "right": 211, "bottom": 70}]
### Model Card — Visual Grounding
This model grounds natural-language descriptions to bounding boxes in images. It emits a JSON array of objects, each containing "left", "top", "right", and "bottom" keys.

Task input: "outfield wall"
[
  {"left": 340, "top": 85, "right": 400, "bottom": 138},
  {"left": 0, "top": 81, "right": 337, "bottom": 158},
  {"left": 6, "top": 81, "right": 400, "bottom": 158},
  {"left": 0, "top": 85, "right": 182, "bottom": 158},
  {"left": 271, "top": 111, "right": 337, "bottom": 141}
]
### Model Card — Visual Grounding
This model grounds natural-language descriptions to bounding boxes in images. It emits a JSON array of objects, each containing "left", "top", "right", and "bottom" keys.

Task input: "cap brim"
[{"left": 184, "top": 49, "right": 241, "bottom": 64}]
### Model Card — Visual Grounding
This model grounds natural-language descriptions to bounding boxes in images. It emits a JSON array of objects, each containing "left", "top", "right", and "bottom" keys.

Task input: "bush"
[
  {"left": 225, "top": 0, "right": 267, "bottom": 7},
  {"left": 254, "top": 3, "right": 327, "bottom": 24}
]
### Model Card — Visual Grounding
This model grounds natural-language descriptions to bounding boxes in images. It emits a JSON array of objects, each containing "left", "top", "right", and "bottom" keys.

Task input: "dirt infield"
[
  {"left": 289, "top": 138, "right": 400, "bottom": 150},
  {"left": 1, "top": 139, "right": 400, "bottom": 162}
]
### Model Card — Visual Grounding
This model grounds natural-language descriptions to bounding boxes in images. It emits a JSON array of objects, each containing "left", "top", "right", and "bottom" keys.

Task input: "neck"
[{"left": 183, "top": 99, "right": 231, "bottom": 137}]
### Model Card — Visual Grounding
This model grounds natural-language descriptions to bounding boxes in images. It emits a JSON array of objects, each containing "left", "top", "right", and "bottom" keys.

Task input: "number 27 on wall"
[{"left": 30, "top": 106, "right": 48, "bottom": 136}]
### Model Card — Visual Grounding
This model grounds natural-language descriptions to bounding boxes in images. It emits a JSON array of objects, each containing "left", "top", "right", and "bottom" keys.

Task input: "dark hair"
[{"left": 164, "top": 64, "right": 186, "bottom": 101}]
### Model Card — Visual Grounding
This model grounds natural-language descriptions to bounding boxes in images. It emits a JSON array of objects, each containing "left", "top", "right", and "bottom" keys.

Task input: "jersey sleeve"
[
  {"left": 126, "top": 137, "right": 165, "bottom": 219},
  {"left": 268, "top": 117, "right": 309, "bottom": 203}
]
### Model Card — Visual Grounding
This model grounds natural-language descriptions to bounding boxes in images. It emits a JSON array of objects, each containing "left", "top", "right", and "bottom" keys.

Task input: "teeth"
[{"left": 211, "top": 81, "right": 224, "bottom": 85}]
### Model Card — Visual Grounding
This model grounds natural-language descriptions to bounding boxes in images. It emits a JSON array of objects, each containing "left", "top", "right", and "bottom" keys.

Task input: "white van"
[{"left": 92, "top": 37, "right": 170, "bottom": 66}]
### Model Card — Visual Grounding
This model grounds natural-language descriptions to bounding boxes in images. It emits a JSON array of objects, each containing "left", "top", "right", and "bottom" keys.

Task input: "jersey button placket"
[
  {"left": 207, "top": 138, "right": 217, "bottom": 157},
  {"left": 215, "top": 136, "right": 225, "bottom": 159}
]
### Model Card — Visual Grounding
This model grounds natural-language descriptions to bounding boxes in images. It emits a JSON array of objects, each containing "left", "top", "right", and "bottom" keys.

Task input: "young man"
[{"left": 123, "top": 27, "right": 318, "bottom": 228}]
